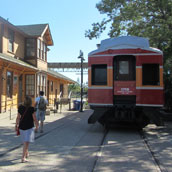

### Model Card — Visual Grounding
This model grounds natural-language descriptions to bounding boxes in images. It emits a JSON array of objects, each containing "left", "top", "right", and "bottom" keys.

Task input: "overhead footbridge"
[{"left": 48, "top": 62, "right": 88, "bottom": 72}]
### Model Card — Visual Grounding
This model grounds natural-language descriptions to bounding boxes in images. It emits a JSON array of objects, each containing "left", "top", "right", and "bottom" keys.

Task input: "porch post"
[{"left": 0, "top": 68, "right": 3, "bottom": 113}]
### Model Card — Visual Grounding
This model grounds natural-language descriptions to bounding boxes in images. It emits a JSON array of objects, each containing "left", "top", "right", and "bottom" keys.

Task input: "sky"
[{"left": 1, "top": 0, "right": 109, "bottom": 83}]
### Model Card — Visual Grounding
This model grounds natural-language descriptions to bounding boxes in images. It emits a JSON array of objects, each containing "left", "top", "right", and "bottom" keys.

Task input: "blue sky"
[{"left": 1, "top": 0, "right": 109, "bottom": 82}]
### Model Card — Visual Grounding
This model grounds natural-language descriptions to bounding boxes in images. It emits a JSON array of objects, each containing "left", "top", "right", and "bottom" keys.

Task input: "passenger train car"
[{"left": 88, "top": 36, "right": 164, "bottom": 128}]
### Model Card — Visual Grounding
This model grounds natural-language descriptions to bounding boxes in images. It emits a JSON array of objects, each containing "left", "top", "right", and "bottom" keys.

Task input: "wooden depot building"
[{"left": 0, "top": 16, "right": 75, "bottom": 113}]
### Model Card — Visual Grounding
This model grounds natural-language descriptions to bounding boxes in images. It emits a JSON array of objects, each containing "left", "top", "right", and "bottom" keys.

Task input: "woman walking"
[{"left": 15, "top": 96, "right": 38, "bottom": 163}]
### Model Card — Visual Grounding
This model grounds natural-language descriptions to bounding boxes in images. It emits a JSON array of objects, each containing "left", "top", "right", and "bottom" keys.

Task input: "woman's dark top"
[{"left": 18, "top": 105, "right": 35, "bottom": 130}]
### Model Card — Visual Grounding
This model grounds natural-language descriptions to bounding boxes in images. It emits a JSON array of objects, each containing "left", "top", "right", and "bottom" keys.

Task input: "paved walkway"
[
  {"left": 0, "top": 107, "right": 95, "bottom": 172},
  {"left": 0, "top": 107, "right": 80, "bottom": 157}
]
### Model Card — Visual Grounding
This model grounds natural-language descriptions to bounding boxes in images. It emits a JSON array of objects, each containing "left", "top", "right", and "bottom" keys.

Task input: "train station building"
[{"left": 0, "top": 16, "right": 75, "bottom": 113}]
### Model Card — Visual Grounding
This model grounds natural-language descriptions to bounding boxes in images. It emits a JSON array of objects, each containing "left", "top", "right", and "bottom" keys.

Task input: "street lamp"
[{"left": 78, "top": 50, "right": 85, "bottom": 112}]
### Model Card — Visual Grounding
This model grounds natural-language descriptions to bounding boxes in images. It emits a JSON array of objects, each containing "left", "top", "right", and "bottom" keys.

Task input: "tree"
[
  {"left": 85, "top": 0, "right": 172, "bottom": 110},
  {"left": 86, "top": 0, "right": 171, "bottom": 57},
  {"left": 68, "top": 83, "right": 81, "bottom": 98}
]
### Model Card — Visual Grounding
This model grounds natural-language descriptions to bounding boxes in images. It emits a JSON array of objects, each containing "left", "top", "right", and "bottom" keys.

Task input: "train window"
[
  {"left": 119, "top": 61, "right": 129, "bottom": 74},
  {"left": 142, "top": 64, "right": 159, "bottom": 85},
  {"left": 92, "top": 64, "right": 107, "bottom": 85}
]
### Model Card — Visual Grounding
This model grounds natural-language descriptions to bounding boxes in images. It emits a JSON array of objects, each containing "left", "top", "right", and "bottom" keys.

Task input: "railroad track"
[
  {"left": 0, "top": 113, "right": 170, "bottom": 172},
  {"left": 91, "top": 128, "right": 109, "bottom": 172},
  {"left": 91, "top": 127, "right": 168, "bottom": 172},
  {"left": 139, "top": 130, "right": 168, "bottom": 172}
]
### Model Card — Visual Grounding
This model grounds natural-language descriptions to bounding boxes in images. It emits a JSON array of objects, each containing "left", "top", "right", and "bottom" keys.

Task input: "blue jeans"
[{"left": 36, "top": 109, "right": 45, "bottom": 122}]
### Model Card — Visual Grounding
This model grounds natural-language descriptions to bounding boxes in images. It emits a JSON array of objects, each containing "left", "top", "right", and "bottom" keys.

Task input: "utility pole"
[{"left": 78, "top": 50, "right": 84, "bottom": 112}]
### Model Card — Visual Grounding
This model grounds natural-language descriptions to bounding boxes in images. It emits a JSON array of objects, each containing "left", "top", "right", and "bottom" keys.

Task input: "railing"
[
  {"left": 47, "top": 96, "right": 72, "bottom": 113},
  {"left": 0, "top": 98, "right": 23, "bottom": 120},
  {"left": 0, "top": 94, "right": 73, "bottom": 119}
]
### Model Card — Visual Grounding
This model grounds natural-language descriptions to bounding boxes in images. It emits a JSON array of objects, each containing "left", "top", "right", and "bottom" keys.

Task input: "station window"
[
  {"left": 92, "top": 64, "right": 107, "bottom": 85},
  {"left": 42, "top": 76, "right": 46, "bottom": 96},
  {"left": 37, "top": 74, "right": 40, "bottom": 96},
  {"left": 44, "top": 44, "right": 47, "bottom": 61},
  {"left": 51, "top": 81, "right": 53, "bottom": 92},
  {"left": 60, "top": 84, "right": 64, "bottom": 97},
  {"left": 37, "top": 74, "right": 46, "bottom": 96},
  {"left": 37, "top": 39, "right": 41, "bottom": 58},
  {"left": 37, "top": 39, "right": 47, "bottom": 61},
  {"left": 6, "top": 71, "right": 13, "bottom": 98},
  {"left": 26, "top": 75, "right": 35, "bottom": 96},
  {"left": 142, "top": 64, "right": 159, "bottom": 85},
  {"left": 26, "top": 39, "right": 35, "bottom": 57},
  {"left": 8, "top": 29, "right": 14, "bottom": 52}
]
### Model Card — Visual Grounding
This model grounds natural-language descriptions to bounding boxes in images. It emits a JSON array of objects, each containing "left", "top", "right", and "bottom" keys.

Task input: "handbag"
[
  {"left": 16, "top": 107, "right": 28, "bottom": 136},
  {"left": 16, "top": 127, "right": 20, "bottom": 136}
]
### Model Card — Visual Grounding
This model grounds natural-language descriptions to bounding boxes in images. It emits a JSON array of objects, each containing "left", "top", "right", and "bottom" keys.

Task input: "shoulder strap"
[
  {"left": 39, "top": 96, "right": 44, "bottom": 102},
  {"left": 20, "top": 107, "right": 28, "bottom": 123}
]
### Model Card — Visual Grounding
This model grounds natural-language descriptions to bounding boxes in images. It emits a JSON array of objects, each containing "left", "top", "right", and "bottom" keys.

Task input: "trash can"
[
  {"left": 73, "top": 100, "right": 81, "bottom": 110},
  {"left": 73, "top": 100, "right": 77, "bottom": 110}
]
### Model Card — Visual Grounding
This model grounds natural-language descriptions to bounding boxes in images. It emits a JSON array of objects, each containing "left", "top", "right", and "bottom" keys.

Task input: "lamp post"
[{"left": 78, "top": 50, "right": 85, "bottom": 112}]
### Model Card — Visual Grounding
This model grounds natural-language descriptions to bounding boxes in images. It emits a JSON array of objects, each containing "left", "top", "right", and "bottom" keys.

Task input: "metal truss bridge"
[{"left": 48, "top": 62, "right": 88, "bottom": 73}]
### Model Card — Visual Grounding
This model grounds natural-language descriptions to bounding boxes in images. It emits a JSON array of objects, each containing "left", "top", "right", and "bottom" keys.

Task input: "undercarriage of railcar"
[{"left": 88, "top": 105, "right": 164, "bottom": 129}]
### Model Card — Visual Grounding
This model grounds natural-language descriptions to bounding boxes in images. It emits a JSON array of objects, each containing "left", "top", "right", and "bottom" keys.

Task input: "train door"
[{"left": 113, "top": 55, "right": 136, "bottom": 105}]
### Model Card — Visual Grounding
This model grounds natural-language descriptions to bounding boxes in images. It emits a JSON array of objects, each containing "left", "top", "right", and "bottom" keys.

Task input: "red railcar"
[{"left": 88, "top": 36, "right": 164, "bottom": 128}]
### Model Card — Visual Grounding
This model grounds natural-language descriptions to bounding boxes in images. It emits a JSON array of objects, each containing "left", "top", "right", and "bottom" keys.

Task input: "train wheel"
[
  {"left": 137, "top": 115, "right": 150, "bottom": 129},
  {"left": 98, "top": 118, "right": 105, "bottom": 126},
  {"left": 135, "top": 110, "right": 150, "bottom": 129}
]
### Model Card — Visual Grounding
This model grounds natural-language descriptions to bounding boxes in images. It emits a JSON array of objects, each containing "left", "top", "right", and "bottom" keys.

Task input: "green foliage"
[
  {"left": 85, "top": 0, "right": 172, "bottom": 111},
  {"left": 83, "top": 86, "right": 88, "bottom": 95},
  {"left": 86, "top": 0, "right": 172, "bottom": 44},
  {"left": 68, "top": 84, "right": 81, "bottom": 97},
  {"left": 164, "top": 59, "right": 172, "bottom": 111},
  {"left": 85, "top": 0, "right": 172, "bottom": 56},
  {"left": 68, "top": 83, "right": 88, "bottom": 98}
]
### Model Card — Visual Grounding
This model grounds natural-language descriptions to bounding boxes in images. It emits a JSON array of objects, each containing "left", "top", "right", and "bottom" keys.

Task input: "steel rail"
[{"left": 139, "top": 130, "right": 168, "bottom": 172}]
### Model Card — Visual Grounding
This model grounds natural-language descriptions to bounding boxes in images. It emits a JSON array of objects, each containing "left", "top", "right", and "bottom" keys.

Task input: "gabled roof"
[
  {"left": 0, "top": 16, "right": 53, "bottom": 46},
  {"left": 0, "top": 16, "right": 28, "bottom": 37},
  {"left": 16, "top": 24, "right": 48, "bottom": 36},
  {"left": 16, "top": 24, "right": 53, "bottom": 46}
]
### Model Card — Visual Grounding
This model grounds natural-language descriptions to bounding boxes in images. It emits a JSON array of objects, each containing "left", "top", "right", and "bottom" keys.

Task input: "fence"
[{"left": 0, "top": 98, "right": 22, "bottom": 120}]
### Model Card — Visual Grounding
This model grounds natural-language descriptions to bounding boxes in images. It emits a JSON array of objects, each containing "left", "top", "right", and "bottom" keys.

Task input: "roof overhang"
[
  {"left": 46, "top": 69, "right": 76, "bottom": 84},
  {"left": 0, "top": 53, "right": 38, "bottom": 72},
  {"left": 41, "top": 24, "right": 53, "bottom": 46}
]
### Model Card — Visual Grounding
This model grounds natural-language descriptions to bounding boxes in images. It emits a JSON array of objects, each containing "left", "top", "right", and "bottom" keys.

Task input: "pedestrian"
[
  {"left": 15, "top": 96, "right": 38, "bottom": 163},
  {"left": 35, "top": 91, "right": 48, "bottom": 133}
]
